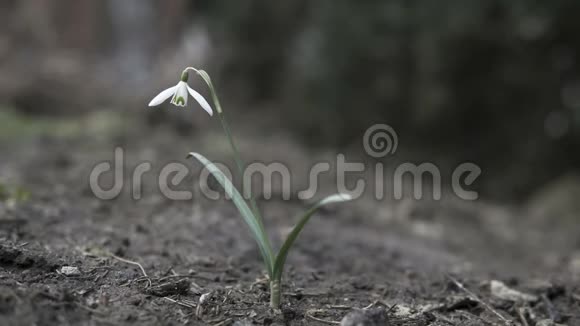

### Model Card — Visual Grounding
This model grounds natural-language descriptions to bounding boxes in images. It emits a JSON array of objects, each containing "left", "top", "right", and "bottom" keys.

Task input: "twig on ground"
[
  {"left": 163, "top": 296, "right": 196, "bottom": 309},
  {"left": 362, "top": 300, "right": 377, "bottom": 310},
  {"left": 110, "top": 254, "right": 148, "bottom": 277},
  {"left": 386, "top": 303, "right": 398, "bottom": 314},
  {"left": 110, "top": 254, "right": 151, "bottom": 287},
  {"left": 517, "top": 308, "right": 529, "bottom": 326},
  {"left": 431, "top": 312, "right": 456, "bottom": 325},
  {"left": 93, "top": 269, "right": 110, "bottom": 283},
  {"left": 446, "top": 274, "right": 511, "bottom": 325},
  {"left": 210, "top": 318, "right": 232, "bottom": 326},
  {"left": 541, "top": 294, "right": 559, "bottom": 321},
  {"left": 328, "top": 305, "right": 352, "bottom": 310},
  {"left": 305, "top": 309, "right": 341, "bottom": 325},
  {"left": 284, "top": 291, "right": 327, "bottom": 297}
]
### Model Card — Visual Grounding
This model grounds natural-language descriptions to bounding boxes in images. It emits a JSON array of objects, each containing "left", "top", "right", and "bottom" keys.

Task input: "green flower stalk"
[{"left": 149, "top": 67, "right": 352, "bottom": 308}]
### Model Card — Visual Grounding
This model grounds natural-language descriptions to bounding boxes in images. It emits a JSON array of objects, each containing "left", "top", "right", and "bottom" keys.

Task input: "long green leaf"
[
  {"left": 272, "top": 193, "right": 353, "bottom": 281},
  {"left": 188, "top": 152, "right": 274, "bottom": 276}
]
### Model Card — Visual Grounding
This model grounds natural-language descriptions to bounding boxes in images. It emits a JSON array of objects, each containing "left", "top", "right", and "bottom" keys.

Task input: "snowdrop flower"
[{"left": 148, "top": 71, "right": 213, "bottom": 116}]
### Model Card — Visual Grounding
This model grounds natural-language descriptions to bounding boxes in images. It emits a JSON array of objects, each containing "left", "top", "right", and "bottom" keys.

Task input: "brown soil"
[{"left": 0, "top": 113, "right": 579, "bottom": 325}]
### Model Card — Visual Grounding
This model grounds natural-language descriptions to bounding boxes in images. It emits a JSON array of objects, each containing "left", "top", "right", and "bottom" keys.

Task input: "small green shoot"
[{"left": 149, "top": 67, "right": 352, "bottom": 308}]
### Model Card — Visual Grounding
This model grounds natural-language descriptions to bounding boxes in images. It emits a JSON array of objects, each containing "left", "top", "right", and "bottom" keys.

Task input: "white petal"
[
  {"left": 148, "top": 85, "right": 178, "bottom": 106},
  {"left": 170, "top": 82, "right": 189, "bottom": 107},
  {"left": 187, "top": 86, "right": 213, "bottom": 116}
]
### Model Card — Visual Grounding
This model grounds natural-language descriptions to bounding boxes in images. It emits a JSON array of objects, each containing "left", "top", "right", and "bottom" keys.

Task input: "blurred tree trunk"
[
  {"left": 61, "top": 0, "right": 100, "bottom": 51},
  {"left": 160, "top": 0, "right": 188, "bottom": 49}
]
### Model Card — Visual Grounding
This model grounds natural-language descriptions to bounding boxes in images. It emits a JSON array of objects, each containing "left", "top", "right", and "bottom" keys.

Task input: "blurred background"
[
  {"left": 2, "top": 3, "right": 580, "bottom": 323},
  {"left": 0, "top": 0, "right": 579, "bottom": 203}
]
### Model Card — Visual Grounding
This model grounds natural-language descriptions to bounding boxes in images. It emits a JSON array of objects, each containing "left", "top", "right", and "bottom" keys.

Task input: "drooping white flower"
[{"left": 148, "top": 71, "right": 213, "bottom": 116}]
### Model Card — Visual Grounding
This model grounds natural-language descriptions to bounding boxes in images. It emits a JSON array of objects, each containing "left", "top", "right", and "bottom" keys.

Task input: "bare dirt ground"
[{"left": 0, "top": 111, "right": 579, "bottom": 325}]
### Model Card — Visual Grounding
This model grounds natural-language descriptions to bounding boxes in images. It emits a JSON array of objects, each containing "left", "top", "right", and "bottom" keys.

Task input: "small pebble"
[
  {"left": 199, "top": 292, "right": 212, "bottom": 305},
  {"left": 58, "top": 266, "right": 81, "bottom": 276}
]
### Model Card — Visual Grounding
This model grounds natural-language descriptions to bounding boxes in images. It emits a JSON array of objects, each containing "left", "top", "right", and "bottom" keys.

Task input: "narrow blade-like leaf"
[
  {"left": 188, "top": 152, "right": 274, "bottom": 276},
  {"left": 273, "top": 193, "right": 353, "bottom": 281}
]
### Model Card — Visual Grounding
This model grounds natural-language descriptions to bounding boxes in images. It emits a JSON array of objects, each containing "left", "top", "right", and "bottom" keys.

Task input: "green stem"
[
  {"left": 216, "top": 111, "right": 264, "bottom": 224},
  {"left": 187, "top": 67, "right": 274, "bottom": 274},
  {"left": 188, "top": 67, "right": 264, "bottom": 224},
  {"left": 269, "top": 279, "right": 281, "bottom": 308}
]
